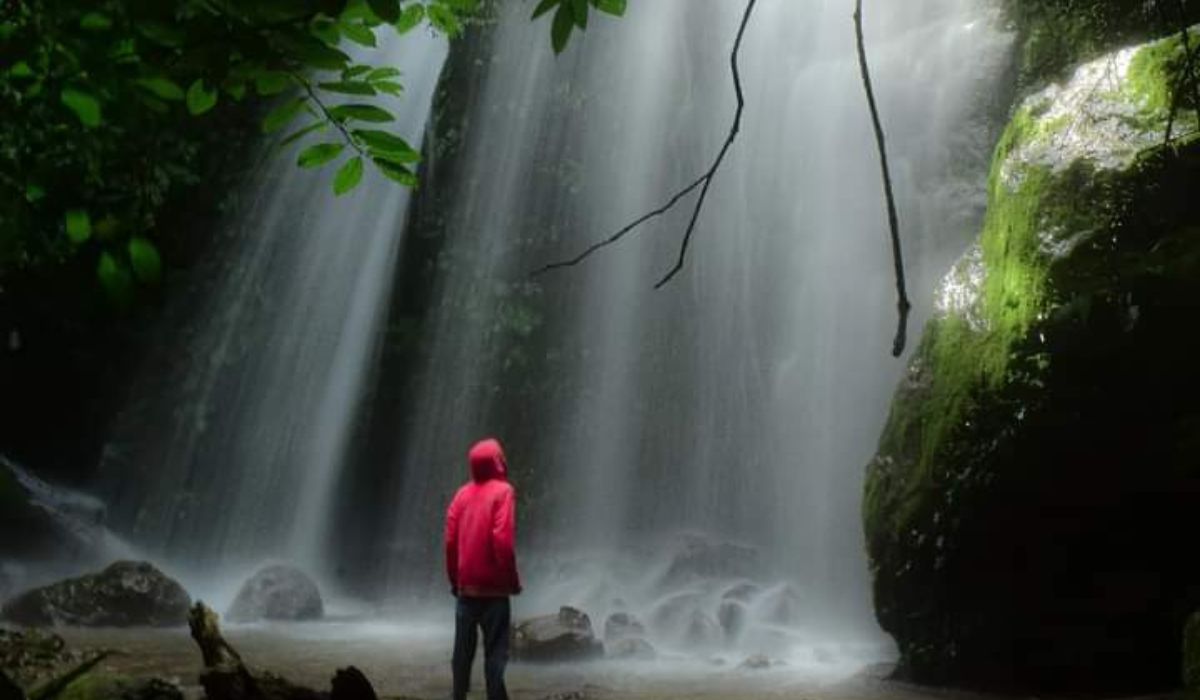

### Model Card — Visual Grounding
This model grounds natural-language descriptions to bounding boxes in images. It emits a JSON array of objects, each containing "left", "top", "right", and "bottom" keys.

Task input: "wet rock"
[
  {"left": 1, "top": 561, "right": 190, "bottom": 627},
  {"left": 329, "top": 667, "right": 376, "bottom": 700},
  {"left": 660, "top": 533, "right": 759, "bottom": 585},
  {"left": 864, "top": 29, "right": 1200, "bottom": 690},
  {"left": 0, "top": 459, "right": 108, "bottom": 565},
  {"left": 740, "top": 654, "right": 771, "bottom": 670},
  {"left": 605, "top": 637, "right": 656, "bottom": 661},
  {"left": 226, "top": 565, "right": 323, "bottom": 622},
  {"left": 602, "top": 612, "right": 645, "bottom": 642},
  {"left": 512, "top": 607, "right": 603, "bottom": 662}
]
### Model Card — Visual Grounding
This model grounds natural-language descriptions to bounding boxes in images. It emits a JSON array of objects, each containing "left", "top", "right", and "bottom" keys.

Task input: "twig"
[
  {"left": 293, "top": 73, "right": 366, "bottom": 156},
  {"left": 531, "top": 0, "right": 758, "bottom": 288},
  {"left": 854, "top": 0, "right": 911, "bottom": 357}
]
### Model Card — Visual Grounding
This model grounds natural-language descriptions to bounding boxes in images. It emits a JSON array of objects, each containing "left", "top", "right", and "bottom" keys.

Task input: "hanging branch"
[
  {"left": 531, "top": 0, "right": 759, "bottom": 289},
  {"left": 854, "top": 0, "right": 911, "bottom": 358},
  {"left": 1161, "top": 0, "right": 1200, "bottom": 144}
]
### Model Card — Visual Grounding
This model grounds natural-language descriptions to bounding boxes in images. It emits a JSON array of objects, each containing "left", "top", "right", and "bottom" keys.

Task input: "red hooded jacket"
[{"left": 444, "top": 438, "right": 522, "bottom": 597}]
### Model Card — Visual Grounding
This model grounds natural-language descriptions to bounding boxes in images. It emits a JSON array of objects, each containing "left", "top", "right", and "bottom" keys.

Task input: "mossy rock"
[{"left": 865, "top": 31, "right": 1200, "bottom": 691}]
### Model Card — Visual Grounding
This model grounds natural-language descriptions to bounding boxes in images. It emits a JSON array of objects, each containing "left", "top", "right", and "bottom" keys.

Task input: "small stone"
[{"left": 226, "top": 565, "right": 323, "bottom": 623}]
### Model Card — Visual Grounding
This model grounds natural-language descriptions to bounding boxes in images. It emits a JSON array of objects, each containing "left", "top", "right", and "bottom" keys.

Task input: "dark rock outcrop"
[
  {"left": 512, "top": 607, "right": 602, "bottom": 662},
  {"left": 226, "top": 565, "right": 323, "bottom": 623},
  {"left": 1, "top": 561, "right": 191, "bottom": 627},
  {"left": 864, "top": 30, "right": 1200, "bottom": 691}
]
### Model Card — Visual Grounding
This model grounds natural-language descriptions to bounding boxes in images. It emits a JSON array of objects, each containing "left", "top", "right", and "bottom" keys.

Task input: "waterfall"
[
  {"left": 364, "top": 0, "right": 1013, "bottom": 656},
  {"left": 97, "top": 29, "right": 448, "bottom": 592}
]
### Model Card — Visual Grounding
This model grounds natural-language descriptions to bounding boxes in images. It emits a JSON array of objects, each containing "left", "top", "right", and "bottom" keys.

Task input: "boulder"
[
  {"left": 864, "top": 29, "right": 1200, "bottom": 690},
  {"left": 602, "top": 612, "right": 645, "bottom": 642},
  {"left": 512, "top": 607, "right": 602, "bottom": 662},
  {"left": 1, "top": 561, "right": 190, "bottom": 627},
  {"left": 605, "top": 637, "right": 656, "bottom": 661},
  {"left": 226, "top": 565, "right": 323, "bottom": 623},
  {"left": 1186, "top": 611, "right": 1200, "bottom": 695}
]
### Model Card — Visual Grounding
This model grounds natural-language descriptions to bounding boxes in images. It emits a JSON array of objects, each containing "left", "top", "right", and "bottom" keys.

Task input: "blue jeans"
[{"left": 452, "top": 596, "right": 510, "bottom": 700}]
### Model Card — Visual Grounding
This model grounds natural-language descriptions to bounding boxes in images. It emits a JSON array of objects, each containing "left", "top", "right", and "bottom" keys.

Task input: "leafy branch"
[
  {"left": 854, "top": 0, "right": 911, "bottom": 358},
  {"left": 532, "top": 0, "right": 758, "bottom": 289}
]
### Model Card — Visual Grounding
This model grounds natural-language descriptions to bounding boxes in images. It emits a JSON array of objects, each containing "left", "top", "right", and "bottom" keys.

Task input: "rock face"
[
  {"left": 512, "top": 607, "right": 602, "bottom": 662},
  {"left": 864, "top": 30, "right": 1200, "bottom": 690},
  {"left": 226, "top": 565, "right": 323, "bottom": 623},
  {"left": 1, "top": 561, "right": 191, "bottom": 627}
]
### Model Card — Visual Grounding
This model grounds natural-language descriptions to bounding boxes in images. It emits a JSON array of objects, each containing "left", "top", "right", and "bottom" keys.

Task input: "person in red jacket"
[{"left": 445, "top": 437, "right": 521, "bottom": 700}]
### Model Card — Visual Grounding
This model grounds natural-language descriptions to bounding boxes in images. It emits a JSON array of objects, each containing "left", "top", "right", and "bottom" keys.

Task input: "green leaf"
[
  {"left": 333, "top": 156, "right": 364, "bottom": 195},
  {"left": 136, "top": 77, "right": 185, "bottom": 101},
  {"left": 373, "top": 80, "right": 403, "bottom": 96},
  {"left": 311, "top": 17, "right": 341, "bottom": 44},
  {"left": 354, "top": 129, "right": 419, "bottom": 161},
  {"left": 592, "top": 0, "right": 625, "bottom": 16},
  {"left": 255, "top": 71, "right": 292, "bottom": 96},
  {"left": 80, "top": 12, "right": 112, "bottom": 30},
  {"left": 298, "top": 142, "right": 346, "bottom": 168},
  {"left": 340, "top": 21, "right": 376, "bottom": 47},
  {"left": 532, "top": 0, "right": 559, "bottom": 19},
  {"left": 25, "top": 184, "right": 45, "bottom": 203},
  {"left": 427, "top": 3, "right": 461, "bottom": 36},
  {"left": 135, "top": 21, "right": 184, "bottom": 47},
  {"left": 262, "top": 97, "right": 308, "bottom": 133},
  {"left": 223, "top": 78, "right": 247, "bottom": 101},
  {"left": 395, "top": 4, "right": 424, "bottom": 33},
  {"left": 570, "top": 0, "right": 588, "bottom": 29},
  {"left": 344, "top": 65, "right": 373, "bottom": 79},
  {"left": 9, "top": 61, "right": 34, "bottom": 78},
  {"left": 275, "top": 32, "right": 352, "bottom": 71},
  {"left": 372, "top": 157, "right": 418, "bottom": 187},
  {"left": 318, "top": 80, "right": 376, "bottom": 95},
  {"left": 281, "top": 120, "right": 329, "bottom": 146},
  {"left": 128, "top": 237, "right": 163, "bottom": 284},
  {"left": 65, "top": 210, "right": 92, "bottom": 244},
  {"left": 367, "top": 0, "right": 401, "bottom": 23},
  {"left": 186, "top": 79, "right": 218, "bottom": 115},
  {"left": 96, "top": 252, "right": 134, "bottom": 307},
  {"left": 61, "top": 88, "right": 102, "bottom": 127},
  {"left": 551, "top": 3, "right": 574, "bottom": 54},
  {"left": 366, "top": 67, "right": 401, "bottom": 82},
  {"left": 329, "top": 103, "right": 394, "bottom": 123}
]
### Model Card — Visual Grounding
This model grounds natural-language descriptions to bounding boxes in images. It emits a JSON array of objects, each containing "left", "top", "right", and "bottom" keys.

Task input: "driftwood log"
[{"left": 186, "top": 602, "right": 376, "bottom": 700}]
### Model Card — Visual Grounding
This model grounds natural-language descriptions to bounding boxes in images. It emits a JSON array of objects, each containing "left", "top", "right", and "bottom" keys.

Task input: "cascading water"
[
  {"left": 96, "top": 30, "right": 447, "bottom": 597},
  {"left": 365, "top": 0, "right": 1013, "bottom": 663}
]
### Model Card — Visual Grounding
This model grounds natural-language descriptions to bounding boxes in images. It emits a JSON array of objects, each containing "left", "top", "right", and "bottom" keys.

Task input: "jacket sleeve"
[
  {"left": 444, "top": 493, "right": 460, "bottom": 590},
  {"left": 492, "top": 486, "right": 521, "bottom": 592}
]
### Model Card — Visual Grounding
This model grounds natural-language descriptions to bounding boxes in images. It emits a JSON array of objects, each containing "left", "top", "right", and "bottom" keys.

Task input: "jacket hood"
[{"left": 468, "top": 438, "right": 508, "bottom": 483}]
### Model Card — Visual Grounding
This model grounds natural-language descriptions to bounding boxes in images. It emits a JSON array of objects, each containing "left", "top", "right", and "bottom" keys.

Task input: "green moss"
[
  {"left": 1187, "top": 611, "right": 1200, "bottom": 694},
  {"left": 1127, "top": 27, "right": 1200, "bottom": 118}
]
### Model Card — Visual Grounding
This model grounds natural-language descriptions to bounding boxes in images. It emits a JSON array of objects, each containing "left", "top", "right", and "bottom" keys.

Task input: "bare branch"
[
  {"left": 1161, "top": 0, "right": 1200, "bottom": 145},
  {"left": 531, "top": 0, "right": 759, "bottom": 288},
  {"left": 854, "top": 0, "right": 911, "bottom": 357}
]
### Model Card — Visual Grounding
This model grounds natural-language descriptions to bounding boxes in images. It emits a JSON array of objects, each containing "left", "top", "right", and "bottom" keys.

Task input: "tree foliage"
[{"left": 0, "top": 0, "right": 477, "bottom": 301}]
